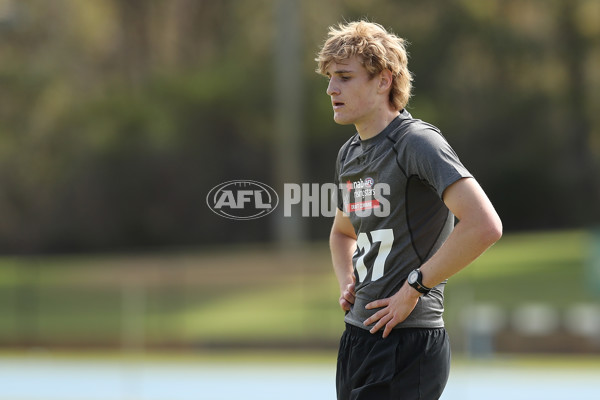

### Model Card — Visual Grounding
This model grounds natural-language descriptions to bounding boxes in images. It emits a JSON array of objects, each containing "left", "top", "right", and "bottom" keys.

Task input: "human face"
[{"left": 325, "top": 56, "right": 386, "bottom": 134}]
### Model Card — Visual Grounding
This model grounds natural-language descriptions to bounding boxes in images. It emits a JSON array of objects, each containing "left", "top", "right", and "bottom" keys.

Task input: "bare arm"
[
  {"left": 330, "top": 208, "right": 358, "bottom": 311},
  {"left": 365, "top": 177, "right": 502, "bottom": 337},
  {"left": 420, "top": 177, "right": 503, "bottom": 287}
]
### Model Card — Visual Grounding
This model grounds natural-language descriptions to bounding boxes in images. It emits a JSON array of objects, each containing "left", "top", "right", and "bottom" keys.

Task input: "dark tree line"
[{"left": 0, "top": 0, "right": 598, "bottom": 253}]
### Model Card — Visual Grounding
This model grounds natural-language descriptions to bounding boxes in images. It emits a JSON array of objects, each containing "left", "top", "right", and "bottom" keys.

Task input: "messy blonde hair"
[{"left": 316, "top": 20, "right": 413, "bottom": 110}]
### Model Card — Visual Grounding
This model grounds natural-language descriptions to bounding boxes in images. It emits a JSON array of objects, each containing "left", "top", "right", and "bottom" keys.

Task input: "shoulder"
[{"left": 387, "top": 117, "right": 447, "bottom": 151}]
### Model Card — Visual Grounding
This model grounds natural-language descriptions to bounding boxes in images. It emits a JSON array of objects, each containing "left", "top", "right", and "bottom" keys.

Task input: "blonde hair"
[{"left": 315, "top": 20, "right": 413, "bottom": 110}]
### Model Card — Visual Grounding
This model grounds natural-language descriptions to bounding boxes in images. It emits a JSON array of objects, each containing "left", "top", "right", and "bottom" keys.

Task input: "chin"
[{"left": 333, "top": 114, "right": 354, "bottom": 126}]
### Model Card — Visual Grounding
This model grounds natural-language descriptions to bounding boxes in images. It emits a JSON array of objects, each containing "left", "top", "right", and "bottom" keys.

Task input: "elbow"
[
  {"left": 329, "top": 229, "right": 345, "bottom": 248},
  {"left": 329, "top": 230, "right": 338, "bottom": 248},
  {"left": 482, "top": 214, "right": 503, "bottom": 247}
]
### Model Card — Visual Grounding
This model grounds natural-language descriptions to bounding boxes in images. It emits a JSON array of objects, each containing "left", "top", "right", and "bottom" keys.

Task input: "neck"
[{"left": 356, "top": 109, "right": 400, "bottom": 140}]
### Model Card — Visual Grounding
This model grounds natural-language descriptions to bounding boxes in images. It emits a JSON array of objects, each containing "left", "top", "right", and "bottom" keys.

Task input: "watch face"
[{"left": 408, "top": 270, "right": 418, "bottom": 284}]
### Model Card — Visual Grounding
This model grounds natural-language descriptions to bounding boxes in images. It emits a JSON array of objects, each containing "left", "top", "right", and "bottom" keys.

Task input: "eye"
[{"left": 340, "top": 76, "right": 351, "bottom": 81}]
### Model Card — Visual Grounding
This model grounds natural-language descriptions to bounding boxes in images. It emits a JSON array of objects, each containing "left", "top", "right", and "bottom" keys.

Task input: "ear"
[{"left": 377, "top": 69, "right": 393, "bottom": 92}]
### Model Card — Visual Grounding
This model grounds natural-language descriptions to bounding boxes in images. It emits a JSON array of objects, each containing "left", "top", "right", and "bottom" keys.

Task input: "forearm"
[
  {"left": 329, "top": 231, "right": 356, "bottom": 291},
  {"left": 416, "top": 178, "right": 502, "bottom": 288},
  {"left": 420, "top": 214, "right": 502, "bottom": 289}
]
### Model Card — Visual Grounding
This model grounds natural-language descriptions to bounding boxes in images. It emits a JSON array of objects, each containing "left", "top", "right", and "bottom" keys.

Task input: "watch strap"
[{"left": 409, "top": 269, "right": 432, "bottom": 294}]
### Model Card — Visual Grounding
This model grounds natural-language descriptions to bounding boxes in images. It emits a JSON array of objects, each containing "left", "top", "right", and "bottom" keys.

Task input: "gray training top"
[{"left": 334, "top": 109, "right": 472, "bottom": 330}]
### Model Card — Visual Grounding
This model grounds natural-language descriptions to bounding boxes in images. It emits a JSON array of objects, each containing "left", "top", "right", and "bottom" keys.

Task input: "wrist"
[
  {"left": 403, "top": 281, "right": 424, "bottom": 298},
  {"left": 339, "top": 278, "right": 354, "bottom": 293}
]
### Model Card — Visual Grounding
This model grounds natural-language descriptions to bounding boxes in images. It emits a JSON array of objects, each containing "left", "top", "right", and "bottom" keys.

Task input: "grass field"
[{"left": 0, "top": 229, "right": 597, "bottom": 348}]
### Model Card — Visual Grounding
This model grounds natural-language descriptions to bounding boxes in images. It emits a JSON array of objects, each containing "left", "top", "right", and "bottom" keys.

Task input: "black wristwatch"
[{"left": 407, "top": 269, "right": 432, "bottom": 295}]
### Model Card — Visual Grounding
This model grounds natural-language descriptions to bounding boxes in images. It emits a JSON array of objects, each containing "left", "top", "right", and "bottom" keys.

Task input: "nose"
[{"left": 326, "top": 79, "right": 339, "bottom": 96}]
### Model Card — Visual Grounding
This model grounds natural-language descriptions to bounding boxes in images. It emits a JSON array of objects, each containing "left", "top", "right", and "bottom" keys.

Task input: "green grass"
[
  {"left": 446, "top": 229, "right": 594, "bottom": 308},
  {"left": 0, "top": 229, "right": 597, "bottom": 348}
]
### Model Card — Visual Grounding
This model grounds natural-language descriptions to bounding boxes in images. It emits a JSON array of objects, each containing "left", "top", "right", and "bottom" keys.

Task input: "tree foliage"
[{"left": 0, "top": 0, "right": 599, "bottom": 253}]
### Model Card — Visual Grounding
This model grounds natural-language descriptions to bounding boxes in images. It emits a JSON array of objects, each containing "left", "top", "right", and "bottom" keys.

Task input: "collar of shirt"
[{"left": 350, "top": 109, "right": 412, "bottom": 150}]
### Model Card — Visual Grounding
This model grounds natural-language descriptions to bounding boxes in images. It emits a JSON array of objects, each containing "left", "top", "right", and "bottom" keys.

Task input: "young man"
[{"left": 316, "top": 21, "right": 502, "bottom": 399}]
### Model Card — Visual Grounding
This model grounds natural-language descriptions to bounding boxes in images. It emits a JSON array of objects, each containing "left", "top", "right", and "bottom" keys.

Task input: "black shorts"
[{"left": 336, "top": 323, "right": 451, "bottom": 400}]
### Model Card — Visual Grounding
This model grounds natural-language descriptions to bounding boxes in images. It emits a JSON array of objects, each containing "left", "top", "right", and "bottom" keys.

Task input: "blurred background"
[{"left": 1, "top": 0, "right": 600, "bottom": 399}]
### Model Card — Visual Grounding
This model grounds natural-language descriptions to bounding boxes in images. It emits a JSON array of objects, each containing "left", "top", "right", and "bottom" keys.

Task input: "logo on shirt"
[
  {"left": 348, "top": 177, "right": 374, "bottom": 190},
  {"left": 343, "top": 178, "right": 390, "bottom": 216}
]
